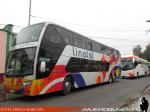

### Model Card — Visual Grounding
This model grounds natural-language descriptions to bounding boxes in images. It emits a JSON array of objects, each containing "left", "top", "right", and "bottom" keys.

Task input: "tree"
[
  {"left": 133, "top": 44, "right": 150, "bottom": 61},
  {"left": 133, "top": 45, "right": 142, "bottom": 57},
  {"left": 142, "top": 44, "right": 150, "bottom": 61}
]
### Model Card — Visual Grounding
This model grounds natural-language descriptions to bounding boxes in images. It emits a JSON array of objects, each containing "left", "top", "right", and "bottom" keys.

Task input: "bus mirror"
[
  {"left": 40, "top": 61, "right": 46, "bottom": 73},
  {"left": 133, "top": 58, "right": 135, "bottom": 63}
]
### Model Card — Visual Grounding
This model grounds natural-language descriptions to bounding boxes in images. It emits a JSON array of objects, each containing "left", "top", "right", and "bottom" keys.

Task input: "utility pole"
[
  {"left": 28, "top": 0, "right": 32, "bottom": 26},
  {"left": 146, "top": 20, "right": 150, "bottom": 22},
  {"left": 146, "top": 20, "right": 150, "bottom": 33}
]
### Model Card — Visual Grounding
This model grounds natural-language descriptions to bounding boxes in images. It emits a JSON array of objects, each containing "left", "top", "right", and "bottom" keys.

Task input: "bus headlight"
[{"left": 23, "top": 81, "right": 32, "bottom": 86}]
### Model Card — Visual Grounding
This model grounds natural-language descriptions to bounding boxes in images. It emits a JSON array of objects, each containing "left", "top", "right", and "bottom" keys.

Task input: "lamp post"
[{"left": 28, "top": 0, "right": 32, "bottom": 26}]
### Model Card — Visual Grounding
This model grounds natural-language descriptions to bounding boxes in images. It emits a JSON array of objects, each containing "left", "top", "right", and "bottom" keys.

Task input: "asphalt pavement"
[{"left": 0, "top": 76, "right": 150, "bottom": 109}]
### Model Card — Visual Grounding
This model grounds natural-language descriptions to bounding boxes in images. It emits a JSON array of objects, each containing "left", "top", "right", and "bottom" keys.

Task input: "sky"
[{"left": 0, "top": 0, "right": 150, "bottom": 55}]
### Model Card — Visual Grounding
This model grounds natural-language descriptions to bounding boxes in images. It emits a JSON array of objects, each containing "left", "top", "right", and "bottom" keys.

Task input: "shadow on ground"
[{"left": 6, "top": 80, "right": 121, "bottom": 103}]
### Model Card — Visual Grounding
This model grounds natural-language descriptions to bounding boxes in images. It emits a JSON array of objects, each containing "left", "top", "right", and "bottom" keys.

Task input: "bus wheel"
[
  {"left": 137, "top": 72, "right": 139, "bottom": 78},
  {"left": 62, "top": 77, "right": 72, "bottom": 95},
  {"left": 145, "top": 72, "right": 148, "bottom": 76},
  {"left": 109, "top": 75, "right": 113, "bottom": 83}
]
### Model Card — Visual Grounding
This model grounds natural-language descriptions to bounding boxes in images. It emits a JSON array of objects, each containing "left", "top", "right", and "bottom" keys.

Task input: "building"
[{"left": 0, "top": 24, "right": 16, "bottom": 83}]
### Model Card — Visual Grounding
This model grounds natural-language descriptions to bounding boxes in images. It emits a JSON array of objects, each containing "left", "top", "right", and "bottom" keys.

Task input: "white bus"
[
  {"left": 121, "top": 55, "right": 148, "bottom": 78},
  {"left": 5, "top": 22, "right": 121, "bottom": 96},
  {"left": 146, "top": 62, "right": 150, "bottom": 75}
]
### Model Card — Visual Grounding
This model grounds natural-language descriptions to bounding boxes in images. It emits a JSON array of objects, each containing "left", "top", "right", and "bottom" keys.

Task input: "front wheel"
[{"left": 62, "top": 77, "right": 72, "bottom": 95}]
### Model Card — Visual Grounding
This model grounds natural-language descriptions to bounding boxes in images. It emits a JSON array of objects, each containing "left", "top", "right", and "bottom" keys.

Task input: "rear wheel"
[
  {"left": 62, "top": 77, "right": 72, "bottom": 95},
  {"left": 145, "top": 72, "right": 148, "bottom": 76},
  {"left": 137, "top": 72, "right": 139, "bottom": 78},
  {"left": 109, "top": 75, "right": 114, "bottom": 83}
]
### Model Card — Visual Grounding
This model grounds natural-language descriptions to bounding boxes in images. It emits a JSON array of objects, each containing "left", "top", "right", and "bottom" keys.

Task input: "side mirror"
[
  {"left": 132, "top": 58, "right": 135, "bottom": 63},
  {"left": 40, "top": 61, "right": 46, "bottom": 73}
]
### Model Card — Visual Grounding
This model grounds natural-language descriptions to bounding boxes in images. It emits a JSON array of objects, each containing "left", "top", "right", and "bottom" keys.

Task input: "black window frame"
[{"left": 66, "top": 57, "right": 110, "bottom": 72}]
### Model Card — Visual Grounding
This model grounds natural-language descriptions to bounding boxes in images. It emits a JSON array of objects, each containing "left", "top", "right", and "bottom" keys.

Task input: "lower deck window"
[{"left": 66, "top": 57, "right": 110, "bottom": 72}]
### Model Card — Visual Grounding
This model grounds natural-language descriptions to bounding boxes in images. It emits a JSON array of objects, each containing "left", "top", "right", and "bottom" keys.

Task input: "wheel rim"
[
  {"left": 109, "top": 76, "right": 113, "bottom": 83},
  {"left": 137, "top": 73, "right": 139, "bottom": 78},
  {"left": 64, "top": 78, "right": 71, "bottom": 93}
]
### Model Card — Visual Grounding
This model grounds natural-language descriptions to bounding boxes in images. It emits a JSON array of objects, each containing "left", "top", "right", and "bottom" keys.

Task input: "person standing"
[{"left": 140, "top": 97, "right": 149, "bottom": 112}]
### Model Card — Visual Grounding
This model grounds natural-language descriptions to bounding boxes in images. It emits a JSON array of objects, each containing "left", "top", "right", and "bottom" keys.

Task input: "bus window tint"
[
  {"left": 100, "top": 46, "right": 106, "bottom": 54},
  {"left": 133, "top": 61, "right": 138, "bottom": 68},
  {"left": 43, "top": 25, "right": 62, "bottom": 43},
  {"left": 73, "top": 34, "right": 85, "bottom": 48},
  {"left": 55, "top": 26, "right": 73, "bottom": 45},
  {"left": 36, "top": 48, "right": 56, "bottom": 79},
  {"left": 80, "top": 38, "right": 86, "bottom": 49},
  {"left": 66, "top": 57, "right": 110, "bottom": 72},
  {"left": 87, "top": 41, "right": 92, "bottom": 50},
  {"left": 95, "top": 43, "right": 100, "bottom": 52},
  {"left": 16, "top": 23, "right": 44, "bottom": 45}
]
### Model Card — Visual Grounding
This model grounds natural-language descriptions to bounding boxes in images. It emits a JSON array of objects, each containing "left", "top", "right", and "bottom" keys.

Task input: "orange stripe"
[{"left": 0, "top": 106, "right": 81, "bottom": 112}]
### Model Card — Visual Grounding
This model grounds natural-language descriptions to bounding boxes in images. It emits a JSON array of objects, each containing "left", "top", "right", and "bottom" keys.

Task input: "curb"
[{"left": 120, "top": 84, "right": 150, "bottom": 108}]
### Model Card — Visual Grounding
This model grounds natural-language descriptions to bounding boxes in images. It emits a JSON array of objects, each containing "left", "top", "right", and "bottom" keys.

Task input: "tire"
[
  {"left": 145, "top": 72, "right": 148, "bottom": 76},
  {"left": 121, "top": 76, "right": 125, "bottom": 79},
  {"left": 137, "top": 72, "right": 139, "bottom": 78},
  {"left": 109, "top": 75, "right": 114, "bottom": 83},
  {"left": 61, "top": 77, "right": 72, "bottom": 95}
]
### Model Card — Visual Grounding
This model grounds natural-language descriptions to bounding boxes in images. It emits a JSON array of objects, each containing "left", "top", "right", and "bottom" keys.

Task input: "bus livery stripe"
[{"left": 39, "top": 77, "right": 64, "bottom": 94}]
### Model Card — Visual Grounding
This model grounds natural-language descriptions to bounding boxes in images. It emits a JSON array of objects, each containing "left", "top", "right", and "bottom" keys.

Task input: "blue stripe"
[{"left": 72, "top": 73, "right": 86, "bottom": 87}]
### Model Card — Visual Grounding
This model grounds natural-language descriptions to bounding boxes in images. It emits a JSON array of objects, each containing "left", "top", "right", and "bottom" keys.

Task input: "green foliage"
[
  {"left": 133, "top": 44, "right": 142, "bottom": 56},
  {"left": 142, "top": 44, "right": 150, "bottom": 61},
  {"left": 133, "top": 44, "right": 150, "bottom": 61}
]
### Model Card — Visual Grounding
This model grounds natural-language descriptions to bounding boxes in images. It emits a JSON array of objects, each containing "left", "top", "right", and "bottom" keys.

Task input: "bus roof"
[
  {"left": 121, "top": 54, "right": 138, "bottom": 59},
  {"left": 43, "top": 22, "right": 120, "bottom": 53},
  {"left": 121, "top": 54, "right": 148, "bottom": 63}
]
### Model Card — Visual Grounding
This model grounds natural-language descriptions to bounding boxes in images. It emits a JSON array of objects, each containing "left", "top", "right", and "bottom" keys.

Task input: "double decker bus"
[
  {"left": 5, "top": 22, "right": 121, "bottom": 96},
  {"left": 146, "top": 62, "right": 150, "bottom": 75},
  {"left": 121, "top": 55, "right": 148, "bottom": 78}
]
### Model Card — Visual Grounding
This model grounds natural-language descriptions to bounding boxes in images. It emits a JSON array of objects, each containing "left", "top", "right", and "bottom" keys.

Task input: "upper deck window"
[
  {"left": 43, "top": 25, "right": 63, "bottom": 44},
  {"left": 55, "top": 26, "right": 73, "bottom": 45},
  {"left": 16, "top": 23, "right": 44, "bottom": 45}
]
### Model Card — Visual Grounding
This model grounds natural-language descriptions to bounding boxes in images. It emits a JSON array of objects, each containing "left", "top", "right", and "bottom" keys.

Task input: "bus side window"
[
  {"left": 73, "top": 34, "right": 78, "bottom": 47},
  {"left": 81, "top": 38, "right": 86, "bottom": 49},
  {"left": 87, "top": 60, "right": 110, "bottom": 72},
  {"left": 66, "top": 58, "right": 79, "bottom": 72},
  {"left": 133, "top": 61, "right": 138, "bottom": 68},
  {"left": 100, "top": 46, "right": 105, "bottom": 54},
  {"left": 43, "top": 25, "right": 63, "bottom": 44},
  {"left": 79, "top": 59, "right": 88, "bottom": 72},
  {"left": 95, "top": 43, "right": 100, "bottom": 53},
  {"left": 55, "top": 26, "right": 73, "bottom": 45},
  {"left": 105, "top": 49, "right": 110, "bottom": 56},
  {"left": 87, "top": 60, "right": 95, "bottom": 72},
  {"left": 87, "top": 41, "right": 92, "bottom": 51},
  {"left": 66, "top": 58, "right": 88, "bottom": 72},
  {"left": 73, "top": 34, "right": 85, "bottom": 49},
  {"left": 36, "top": 48, "right": 55, "bottom": 79}
]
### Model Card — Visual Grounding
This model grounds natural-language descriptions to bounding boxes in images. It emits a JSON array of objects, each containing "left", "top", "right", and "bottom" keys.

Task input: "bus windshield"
[
  {"left": 121, "top": 59, "right": 132, "bottom": 66},
  {"left": 16, "top": 23, "right": 44, "bottom": 45},
  {"left": 6, "top": 47, "right": 36, "bottom": 76},
  {"left": 121, "top": 59, "right": 133, "bottom": 70}
]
